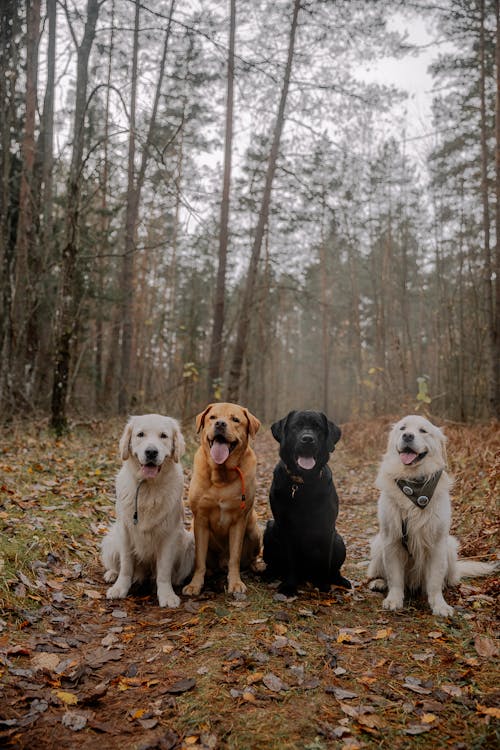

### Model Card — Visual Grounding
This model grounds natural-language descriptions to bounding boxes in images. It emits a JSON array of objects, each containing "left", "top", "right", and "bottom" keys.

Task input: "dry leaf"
[
  {"left": 405, "top": 723, "right": 433, "bottom": 735},
  {"left": 262, "top": 673, "right": 288, "bottom": 692},
  {"left": 476, "top": 703, "right": 500, "bottom": 719},
  {"left": 474, "top": 635, "right": 498, "bottom": 658},
  {"left": 32, "top": 652, "right": 60, "bottom": 672},
  {"left": 54, "top": 690, "right": 78, "bottom": 705},
  {"left": 441, "top": 684, "right": 462, "bottom": 698},
  {"left": 374, "top": 628, "right": 392, "bottom": 639},
  {"left": 164, "top": 677, "right": 196, "bottom": 694}
]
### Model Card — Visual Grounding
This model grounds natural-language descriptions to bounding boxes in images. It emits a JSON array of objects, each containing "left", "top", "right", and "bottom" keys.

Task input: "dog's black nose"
[
  {"left": 145, "top": 447, "right": 158, "bottom": 462},
  {"left": 402, "top": 432, "right": 414, "bottom": 443},
  {"left": 300, "top": 433, "right": 314, "bottom": 444},
  {"left": 214, "top": 420, "right": 226, "bottom": 430}
]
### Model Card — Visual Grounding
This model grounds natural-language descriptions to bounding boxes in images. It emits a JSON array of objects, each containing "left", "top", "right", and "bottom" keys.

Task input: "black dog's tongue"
[{"left": 297, "top": 456, "right": 316, "bottom": 470}]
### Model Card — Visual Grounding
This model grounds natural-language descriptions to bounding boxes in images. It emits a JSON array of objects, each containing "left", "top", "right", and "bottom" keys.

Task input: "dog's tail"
[{"left": 456, "top": 559, "right": 499, "bottom": 579}]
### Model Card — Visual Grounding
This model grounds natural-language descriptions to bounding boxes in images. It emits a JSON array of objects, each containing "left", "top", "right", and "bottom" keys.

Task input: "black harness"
[{"left": 395, "top": 469, "right": 443, "bottom": 552}]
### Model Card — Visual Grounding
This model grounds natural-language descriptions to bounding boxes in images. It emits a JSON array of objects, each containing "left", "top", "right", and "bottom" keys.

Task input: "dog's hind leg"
[{"left": 101, "top": 528, "right": 119, "bottom": 583}]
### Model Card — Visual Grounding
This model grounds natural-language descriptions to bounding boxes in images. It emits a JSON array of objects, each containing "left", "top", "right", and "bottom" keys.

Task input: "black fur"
[{"left": 263, "top": 410, "right": 350, "bottom": 596}]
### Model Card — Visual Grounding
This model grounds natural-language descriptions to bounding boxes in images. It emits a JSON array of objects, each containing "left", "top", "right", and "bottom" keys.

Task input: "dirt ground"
[{"left": 0, "top": 417, "right": 498, "bottom": 749}]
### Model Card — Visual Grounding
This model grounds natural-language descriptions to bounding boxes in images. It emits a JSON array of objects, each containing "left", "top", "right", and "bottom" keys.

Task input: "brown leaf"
[
  {"left": 164, "top": 677, "right": 196, "bottom": 694},
  {"left": 262, "top": 672, "right": 288, "bottom": 692},
  {"left": 325, "top": 687, "right": 358, "bottom": 700},
  {"left": 474, "top": 635, "right": 498, "bottom": 658},
  {"left": 404, "top": 723, "right": 433, "bottom": 735}
]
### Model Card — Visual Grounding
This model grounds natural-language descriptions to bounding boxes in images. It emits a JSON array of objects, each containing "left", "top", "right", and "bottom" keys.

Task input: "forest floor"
[{"left": 0, "top": 416, "right": 498, "bottom": 750}]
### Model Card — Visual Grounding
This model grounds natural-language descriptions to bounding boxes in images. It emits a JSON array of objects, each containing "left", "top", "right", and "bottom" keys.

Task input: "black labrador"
[{"left": 263, "top": 410, "right": 350, "bottom": 596}]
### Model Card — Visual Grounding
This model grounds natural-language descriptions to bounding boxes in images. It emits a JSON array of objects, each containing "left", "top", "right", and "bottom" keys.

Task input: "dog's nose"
[
  {"left": 402, "top": 432, "right": 414, "bottom": 443},
  {"left": 300, "top": 433, "right": 314, "bottom": 444},
  {"left": 145, "top": 447, "right": 158, "bottom": 462},
  {"left": 214, "top": 420, "right": 226, "bottom": 430}
]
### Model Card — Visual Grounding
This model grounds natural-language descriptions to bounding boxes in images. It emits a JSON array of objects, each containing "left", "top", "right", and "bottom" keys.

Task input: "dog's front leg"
[
  {"left": 227, "top": 516, "right": 247, "bottom": 594},
  {"left": 156, "top": 544, "right": 181, "bottom": 608},
  {"left": 381, "top": 541, "right": 405, "bottom": 610},
  {"left": 425, "top": 540, "right": 454, "bottom": 617},
  {"left": 182, "top": 517, "right": 209, "bottom": 597},
  {"left": 106, "top": 529, "right": 134, "bottom": 600}
]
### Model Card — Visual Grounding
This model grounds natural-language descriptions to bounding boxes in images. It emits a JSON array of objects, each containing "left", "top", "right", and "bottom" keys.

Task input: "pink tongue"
[
  {"left": 142, "top": 464, "right": 160, "bottom": 478},
  {"left": 400, "top": 451, "right": 418, "bottom": 465},
  {"left": 297, "top": 456, "right": 316, "bottom": 470},
  {"left": 210, "top": 442, "right": 230, "bottom": 464}
]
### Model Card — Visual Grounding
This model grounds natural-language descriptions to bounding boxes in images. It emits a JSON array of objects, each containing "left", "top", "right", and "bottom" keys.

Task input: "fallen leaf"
[
  {"left": 441, "top": 684, "right": 463, "bottom": 698},
  {"left": 403, "top": 677, "right": 432, "bottom": 695},
  {"left": 474, "top": 635, "right": 498, "bottom": 658},
  {"left": 405, "top": 723, "right": 433, "bottom": 735},
  {"left": 262, "top": 672, "right": 288, "bottom": 692},
  {"left": 32, "top": 652, "right": 60, "bottom": 671},
  {"left": 427, "top": 631, "right": 443, "bottom": 640},
  {"left": 164, "top": 677, "right": 196, "bottom": 694},
  {"left": 61, "top": 711, "right": 87, "bottom": 731},
  {"left": 54, "top": 690, "right": 78, "bottom": 705},
  {"left": 325, "top": 687, "right": 358, "bottom": 700},
  {"left": 421, "top": 713, "right": 437, "bottom": 724},
  {"left": 374, "top": 628, "right": 392, "bottom": 639},
  {"left": 476, "top": 703, "right": 500, "bottom": 719}
]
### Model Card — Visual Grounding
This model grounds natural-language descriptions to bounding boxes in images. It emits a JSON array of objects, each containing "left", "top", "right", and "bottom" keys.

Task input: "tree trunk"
[
  {"left": 479, "top": 0, "right": 495, "bottom": 417},
  {"left": 495, "top": 0, "right": 500, "bottom": 418},
  {"left": 207, "top": 0, "right": 236, "bottom": 400},
  {"left": 11, "top": 0, "right": 40, "bottom": 404},
  {"left": 118, "top": 0, "right": 175, "bottom": 413},
  {"left": 227, "top": 0, "right": 301, "bottom": 402},
  {"left": 50, "top": 0, "right": 99, "bottom": 434}
]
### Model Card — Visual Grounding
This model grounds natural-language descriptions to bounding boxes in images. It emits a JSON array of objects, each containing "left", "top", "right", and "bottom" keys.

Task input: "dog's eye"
[
  {"left": 419, "top": 428, "right": 427, "bottom": 434},
  {"left": 209, "top": 415, "right": 216, "bottom": 420},
  {"left": 231, "top": 417, "right": 240, "bottom": 423},
  {"left": 137, "top": 431, "right": 144, "bottom": 438},
  {"left": 160, "top": 432, "right": 167, "bottom": 439},
  {"left": 399, "top": 426, "right": 405, "bottom": 431}
]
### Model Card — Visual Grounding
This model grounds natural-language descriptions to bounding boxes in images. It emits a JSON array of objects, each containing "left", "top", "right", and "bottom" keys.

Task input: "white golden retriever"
[
  {"left": 367, "top": 415, "right": 497, "bottom": 617},
  {"left": 101, "top": 414, "right": 194, "bottom": 608}
]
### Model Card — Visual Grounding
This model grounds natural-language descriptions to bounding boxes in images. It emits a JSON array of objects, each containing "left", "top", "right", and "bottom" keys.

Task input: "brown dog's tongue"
[
  {"left": 210, "top": 442, "right": 230, "bottom": 464},
  {"left": 400, "top": 451, "right": 418, "bottom": 465}
]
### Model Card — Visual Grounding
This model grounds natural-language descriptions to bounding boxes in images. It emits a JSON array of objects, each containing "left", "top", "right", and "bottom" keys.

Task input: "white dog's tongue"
[
  {"left": 400, "top": 451, "right": 418, "bottom": 465},
  {"left": 297, "top": 456, "right": 316, "bottom": 470},
  {"left": 211, "top": 441, "right": 230, "bottom": 464},
  {"left": 142, "top": 464, "right": 160, "bottom": 478}
]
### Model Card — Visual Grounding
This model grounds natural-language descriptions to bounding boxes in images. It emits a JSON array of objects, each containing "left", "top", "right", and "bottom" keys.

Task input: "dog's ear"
[
  {"left": 324, "top": 415, "right": 341, "bottom": 452},
  {"left": 119, "top": 419, "right": 134, "bottom": 460},
  {"left": 195, "top": 404, "right": 214, "bottom": 433},
  {"left": 243, "top": 408, "right": 260, "bottom": 438},
  {"left": 172, "top": 421, "right": 185, "bottom": 462},
  {"left": 271, "top": 411, "right": 295, "bottom": 444}
]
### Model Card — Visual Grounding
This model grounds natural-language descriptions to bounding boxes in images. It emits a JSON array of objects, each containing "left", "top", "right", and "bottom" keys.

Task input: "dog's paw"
[
  {"left": 182, "top": 580, "right": 202, "bottom": 597},
  {"left": 382, "top": 592, "right": 404, "bottom": 610},
  {"left": 278, "top": 581, "right": 298, "bottom": 597},
  {"left": 158, "top": 591, "right": 181, "bottom": 608},
  {"left": 103, "top": 570, "right": 118, "bottom": 584},
  {"left": 228, "top": 577, "right": 247, "bottom": 595},
  {"left": 430, "top": 597, "right": 454, "bottom": 617},
  {"left": 251, "top": 558, "right": 266, "bottom": 573},
  {"left": 368, "top": 578, "right": 387, "bottom": 593},
  {"left": 106, "top": 582, "right": 129, "bottom": 599}
]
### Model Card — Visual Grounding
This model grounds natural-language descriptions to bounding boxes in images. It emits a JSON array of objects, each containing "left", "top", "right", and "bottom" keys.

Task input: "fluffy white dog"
[
  {"left": 101, "top": 414, "right": 194, "bottom": 608},
  {"left": 367, "top": 415, "right": 497, "bottom": 617}
]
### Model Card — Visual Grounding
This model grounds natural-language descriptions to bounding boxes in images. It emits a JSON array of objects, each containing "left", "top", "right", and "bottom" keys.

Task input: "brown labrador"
[{"left": 182, "top": 402, "right": 261, "bottom": 596}]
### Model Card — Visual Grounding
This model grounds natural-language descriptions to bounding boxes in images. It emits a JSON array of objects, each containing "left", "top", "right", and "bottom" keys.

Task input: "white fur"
[
  {"left": 367, "top": 415, "right": 497, "bottom": 617},
  {"left": 101, "top": 414, "right": 194, "bottom": 608}
]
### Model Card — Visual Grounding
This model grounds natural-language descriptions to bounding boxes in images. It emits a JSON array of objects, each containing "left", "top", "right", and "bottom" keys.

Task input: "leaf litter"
[{"left": 0, "top": 418, "right": 498, "bottom": 748}]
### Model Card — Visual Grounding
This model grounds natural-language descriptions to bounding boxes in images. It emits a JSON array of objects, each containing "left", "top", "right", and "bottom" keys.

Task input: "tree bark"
[
  {"left": 495, "top": 0, "right": 500, "bottom": 417},
  {"left": 118, "top": 0, "right": 176, "bottom": 413},
  {"left": 227, "top": 0, "right": 301, "bottom": 402},
  {"left": 11, "top": 0, "right": 40, "bottom": 403},
  {"left": 207, "top": 0, "right": 236, "bottom": 400},
  {"left": 50, "top": 0, "right": 100, "bottom": 434}
]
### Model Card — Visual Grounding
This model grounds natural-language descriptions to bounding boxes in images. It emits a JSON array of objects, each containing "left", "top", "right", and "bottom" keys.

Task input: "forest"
[{"left": 1, "top": 0, "right": 499, "bottom": 431}]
